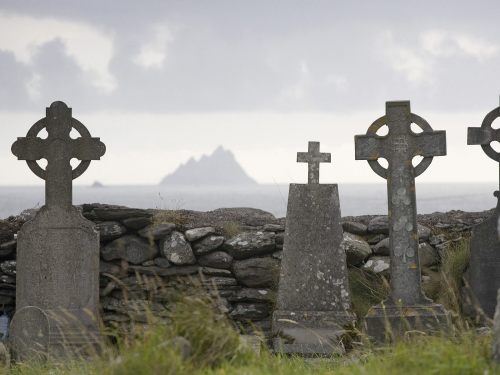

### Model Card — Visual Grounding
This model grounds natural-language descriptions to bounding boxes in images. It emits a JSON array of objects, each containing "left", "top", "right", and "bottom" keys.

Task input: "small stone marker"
[
  {"left": 355, "top": 101, "right": 449, "bottom": 342},
  {"left": 272, "top": 141, "right": 354, "bottom": 356},
  {"left": 467, "top": 99, "right": 500, "bottom": 318},
  {"left": 10, "top": 102, "right": 106, "bottom": 360}
]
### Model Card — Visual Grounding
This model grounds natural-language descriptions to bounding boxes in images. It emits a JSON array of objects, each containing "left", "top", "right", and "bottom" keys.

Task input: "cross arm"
[
  {"left": 411, "top": 131, "right": 446, "bottom": 157},
  {"left": 11, "top": 137, "right": 46, "bottom": 161},
  {"left": 467, "top": 127, "right": 500, "bottom": 145},
  {"left": 71, "top": 138, "right": 106, "bottom": 160},
  {"left": 354, "top": 135, "right": 387, "bottom": 160}
]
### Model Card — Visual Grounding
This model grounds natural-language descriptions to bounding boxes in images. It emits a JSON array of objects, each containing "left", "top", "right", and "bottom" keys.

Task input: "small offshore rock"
[
  {"left": 340, "top": 233, "right": 372, "bottom": 267},
  {"left": 197, "top": 251, "right": 233, "bottom": 269},
  {"left": 232, "top": 257, "right": 280, "bottom": 288},
  {"left": 363, "top": 256, "right": 390, "bottom": 275},
  {"left": 367, "top": 216, "right": 389, "bottom": 234},
  {"left": 193, "top": 235, "right": 225, "bottom": 255},
  {"left": 160, "top": 231, "right": 196, "bottom": 265},
  {"left": 97, "top": 221, "right": 127, "bottom": 241},
  {"left": 342, "top": 221, "right": 368, "bottom": 235},
  {"left": 225, "top": 231, "right": 276, "bottom": 260},
  {"left": 373, "top": 237, "right": 390, "bottom": 256},
  {"left": 185, "top": 227, "right": 215, "bottom": 242},
  {"left": 102, "top": 235, "right": 158, "bottom": 265},
  {"left": 139, "top": 223, "right": 176, "bottom": 240}
]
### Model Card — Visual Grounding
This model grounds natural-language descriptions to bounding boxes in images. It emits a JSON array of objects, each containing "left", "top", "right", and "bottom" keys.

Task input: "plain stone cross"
[
  {"left": 12, "top": 101, "right": 106, "bottom": 208},
  {"left": 355, "top": 101, "right": 446, "bottom": 305},
  {"left": 297, "top": 141, "right": 331, "bottom": 184}
]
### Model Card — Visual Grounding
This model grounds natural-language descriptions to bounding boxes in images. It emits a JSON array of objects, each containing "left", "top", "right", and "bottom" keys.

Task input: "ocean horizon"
[{"left": 0, "top": 182, "right": 498, "bottom": 219}]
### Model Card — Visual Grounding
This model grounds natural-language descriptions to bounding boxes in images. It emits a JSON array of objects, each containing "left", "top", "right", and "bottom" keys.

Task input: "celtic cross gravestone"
[
  {"left": 355, "top": 101, "right": 449, "bottom": 342},
  {"left": 9, "top": 101, "right": 106, "bottom": 360},
  {"left": 272, "top": 141, "right": 354, "bottom": 356},
  {"left": 467, "top": 99, "right": 500, "bottom": 318}
]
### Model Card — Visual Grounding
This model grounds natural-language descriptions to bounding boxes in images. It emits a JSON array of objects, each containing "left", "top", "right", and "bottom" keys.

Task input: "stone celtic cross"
[
  {"left": 12, "top": 101, "right": 106, "bottom": 209},
  {"left": 355, "top": 101, "right": 446, "bottom": 306},
  {"left": 297, "top": 141, "right": 331, "bottom": 184}
]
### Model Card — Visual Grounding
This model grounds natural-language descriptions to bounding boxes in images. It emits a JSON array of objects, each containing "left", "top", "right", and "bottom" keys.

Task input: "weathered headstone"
[
  {"left": 272, "top": 141, "right": 354, "bottom": 355},
  {"left": 467, "top": 100, "right": 500, "bottom": 318},
  {"left": 9, "top": 101, "right": 106, "bottom": 360},
  {"left": 355, "top": 101, "right": 449, "bottom": 342}
]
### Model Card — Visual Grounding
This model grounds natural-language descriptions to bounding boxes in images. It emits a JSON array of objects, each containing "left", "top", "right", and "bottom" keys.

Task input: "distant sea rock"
[
  {"left": 160, "top": 146, "right": 257, "bottom": 186},
  {"left": 91, "top": 181, "right": 105, "bottom": 188}
]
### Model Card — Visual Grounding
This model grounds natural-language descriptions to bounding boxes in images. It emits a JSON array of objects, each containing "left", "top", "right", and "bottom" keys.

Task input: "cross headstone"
[
  {"left": 9, "top": 101, "right": 106, "bottom": 360},
  {"left": 355, "top": 101, "right": 449, "bottom": 342},
  {"left": 272, "top": 141, "right": 354, "bottom": 356},
  {"left": 297, "top": 141, "right": 331, "bottom": 184},
  {"left": 467, "top": 99, "right": 500, "bottom": 318}
]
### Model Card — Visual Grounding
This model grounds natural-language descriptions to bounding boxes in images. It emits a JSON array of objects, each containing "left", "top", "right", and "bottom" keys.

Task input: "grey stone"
[
  {"left": 0, "top": 240, "right": 16, "bottom": 257},
  {"left": 193, "top": 235, "right": 225, "bottom": 255},
  {"left": 372, "top": 237, "right": 390, "bottom": 256},
  {"left": 224, "top": 231, "right": 276, "bottom": 260},
  {"left": 342, "top": 221, "right": 368, "bottom": 235},
  {"left": 417, "top": 224, "right": 431, "bottom": 242},
  {"left": 129, "top": 265, "right": 200, "bottom": 277},
  {"left": 418, "top": 242, "right": 439, "bottom": 268},
  {"left": 0, "top": 261, "right": 16, "bottom": 276},
  {"left": 97, "top": 221, "right": 127, "bottom": 241},
  {"left": 99, "top": 261, "right": 123, "bottom": 276},
  {"left": 10, "top": 102, "right": 105, "bottom": 359},
  {"left": 232, "top": 257, "right": 279, "bottom": 288},
  {"left": 103, "top": 235, "right": 158, "bottom": 264},
  {"left": 138, "top": 223, "right": 176, "bottom": 240},
  {"left": 275, "top": 232, "right": 284, "bottom": 245},
  {"left": 90, "top": 206, "right": 151, "bottom": 221},
  {"left": 263, "top": 224, "right": 284, "bottom": 232},
  {"left": 273, "top": 152, "right": 354, "bottom": 356},
  {"left": 340, "top": 233, "right": 372, "bottom": 266},
  {"left": 272, "top": 251, "right": 283, "bottom": 260},
  {"left": 230, "top": 303, "right": 270, "bottom": 321},
  {"left": 362, "top": 256, "right": 390, "bottom": 275},
  {"left": 493, "top": 289, "right": 500, "bottom": 363},
  {"left": 141, "top": 260, "right": 155, "bottom": 267},
  {"left": 185, "top": 227, "right": 215, "bottom": 242},
  {"left": 160, "top": 231, "right": 196, "bottom": 265},
  {"left": 429, "top": 234, "right": 446, "bottom": 246},
  {"left": 201, "top": 267, "right": 233, "bottom": 277},
  {"left": 367, "top": 216, "right": 389, "bottom": 234},
  {"left": 153, "top": 257, "right": 171, "bottom": 268},
  {"left": 204, "top": 276, "right": 238, "bottom": 288},
  {"left": 227, "top": 288, "right": 275, "bottom": 303},
  {"left": 0, "top": 221, "right": 16, "bottom": 243},
  {"left": 355, "top": 101, "right": 448, "bottom": 342},
  {"left": 197, "top": 251, "right": 233, "bottom": 269},
  {"left": 121, "top": 216, "right": 152, "bottom": 230}
]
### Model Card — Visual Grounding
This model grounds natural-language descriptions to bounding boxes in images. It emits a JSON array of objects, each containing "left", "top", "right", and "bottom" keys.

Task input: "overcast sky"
[{"left": 1, "top": 0, "right": 500, "bottom": 185}]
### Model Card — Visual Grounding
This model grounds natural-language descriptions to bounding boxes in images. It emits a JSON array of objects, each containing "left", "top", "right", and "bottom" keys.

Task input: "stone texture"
[
  {"left": 417, "top": 224, "right": 431, "bottom": 242},
  {"left": 0, "top": 261, "right": 16, "bottom": 276},
  {"left": 232, "top": 257, "right": 279, "bottom": 288},
  {"left": 197, "top": 251, "right": 233, "bottom": 269},
  {"left": 342, "top": 221, "right": 368, "bottom": 235},
  {"left": 185, "top": 227, "right": 215, "bottom": 242},
  {"left": 193, "top": 235, "right": 225, "bottom": 255},
  {"left": 362, "top": 256, "right": 390, "bottom": 275},
  {"left": 372, "top": 237, "right": 390, "bottom": 256},
  {"left": 340, "top": 233, "right": 372, "bottom": 266},
  {"left": 418, "top": 242, "right": 439, "bottom": 268},
  {"left": 367, "top": 216, "right": 389, "bottom": 234},
  {"left": 121, "top": 216, "right": 152, "bottom": 230},
  {"left": 160, "top": 231, "right": 196, "bottom": 265},
  {"left": 97, "top": 221, "right": 127, "bottom": 241},
  {"left": 273, "top": 180, "right": 354, "bottom": 356},
  {"left": 227, "top": 288, "right": 275, "bottom": 303},
  {"left": 138, "top": 223, "right": 176, "bottom": 240},
  {"left": 224, "top": 231, "right": 276, "bottom": 260},
  {"left": 493, "top": 289, "right": 500, "bottom": 363},
  {"left": 153, "top": 257, "right": 171, "bottom": 268},
  {"left": 0, "top": 240, "right": 16, "bottom": 257},
  {"left": 230, "top": 303, "right": 270, "bottom": 321},
  {"left": 263, "top": 224, "right": 284, "bottom": 232},
  {"left": 102, "top": 235, "right": 158, "bottom": 264}
]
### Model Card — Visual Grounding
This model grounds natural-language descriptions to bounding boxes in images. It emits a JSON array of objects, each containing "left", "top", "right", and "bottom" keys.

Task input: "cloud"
[
  {"left": 279, "top": 60, "right": 312, "bottom": 102},
  {"left": 133, "top": 25, "right": 174, "bottom": 69},
  {"left": 0, "top": 12, "right": 116, "bottom": 93},
  {"left": 421, "top": 30, "right": 498, "bottom": 62}
]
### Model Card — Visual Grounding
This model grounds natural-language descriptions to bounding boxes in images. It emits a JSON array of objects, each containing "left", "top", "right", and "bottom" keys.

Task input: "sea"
[{"left": 0, "top": 183, "right": 498, "bottom": 219}]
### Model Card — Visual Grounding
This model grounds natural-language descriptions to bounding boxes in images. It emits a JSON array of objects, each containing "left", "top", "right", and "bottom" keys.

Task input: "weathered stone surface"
[
  {"left": 97, "top": 221, "right": 127, "bottom": 241},
  {"left": 102, "top": 235, "right": 158, "bottom": 264},
  {"left": 0, "top": 261, "right": 15, "bottom": 276},
  {"left": 0, "top": 220, "right": 16, "bottom": 243},
  {"left": 263, "top": 224, "right": 284, "bottom": 232},
  {"left": 227, "top": 288, "right": 275, "bottom": 303},
  {"left": 197, "top": 251, "right": 233, "bottom": 269},
  {"left": 129, "top": 265, "right": 199, "bottom": 277},
  {"left": 363, "top": 256, "right": 390, "bottom": 275},
  {"left": 224, "top": 231, "right": 276, "bottom": 260},
  {"left": 99, "top": 261, "right": 123, "bottom": 277},
  {"left": 367, "top": 234, "right": 385, "bottom": 245},
  {"left": 232, "top": 257, "right": 279, "bottom": 288},
  {"left": 367, "top": 216, "right": 389, "bottom": 234},
  {"left": 88, "top": 205, "right": 152, "bottom": 221},
  {"left": 342, "top": 221, "right": 368, "bottom": 235},
  {"left": 193, "top": 235, "right": 225, "bottom": 255},
  {"left": 138, "top": 223, "right": 176, "bottom": 240},
  {"left": 0, "top": 240, "right": 16, "bottom": 257},
  {"left": 230, "top": 303, "right": 270, "bottom": 321},
  {"left": 493, "top": 289, "right": 500, "bottom": 363},
  {"left": 340, "top": 233, "right": 372, "bottom": 267},
  {"left": 185, "top": 227, "right": 215, "bottom": 242},
  {"left": 418, "top": 242, "right": 439, "bottom": 268},
  {"left": 372, "top": 237, "right": 390, "bottom": 256},
  {"left": 121, "top": 216, "right": 152, "bottom": 230},
  {"left": 418, "top": 224, "right": 431, "bottom": 242},
  {"left": 201, "top": 267, "right": 233, "bottom": 277},
  {"left": 204, "top": 276, "right": 238, "bottom": 288},
  {"left": 153, "top": 257, "right": 171, "bottom": 268},
  {"left": 160, "top": 231, "right": 196, "bottom": 265}
]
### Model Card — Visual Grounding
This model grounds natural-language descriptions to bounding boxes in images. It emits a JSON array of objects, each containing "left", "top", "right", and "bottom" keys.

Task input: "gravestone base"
[
  {"left": 272, "top": 310, "right": 354, "bottom": 356},
  {"left": 364, "top": 302, "right": 450, "bottom": 344}
]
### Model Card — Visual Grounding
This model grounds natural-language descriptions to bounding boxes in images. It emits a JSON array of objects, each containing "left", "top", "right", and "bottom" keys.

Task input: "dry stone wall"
[{"left": 0, "top": 204, "right": 493, "bottom": 339}]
